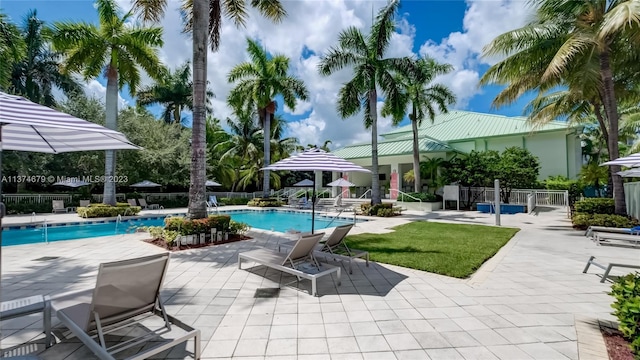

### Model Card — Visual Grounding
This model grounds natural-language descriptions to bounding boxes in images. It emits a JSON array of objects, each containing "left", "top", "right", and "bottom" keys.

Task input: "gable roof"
[
  {"left": 382, "top": 110, "right": 573, "bottom": 142},
  {"left": 333, "top": 137, "right": 453, "bottom": 160}
]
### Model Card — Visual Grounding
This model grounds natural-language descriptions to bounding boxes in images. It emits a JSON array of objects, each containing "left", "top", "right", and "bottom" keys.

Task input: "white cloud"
[
  {"left": 419, "top": 0, "right": 532, "bottom": 107},
  {"left": 106, "top": 0, "right": 534, "bottom": 150},
  {"left": 84, "top": 80, "right": 128, "bottom": 108}
]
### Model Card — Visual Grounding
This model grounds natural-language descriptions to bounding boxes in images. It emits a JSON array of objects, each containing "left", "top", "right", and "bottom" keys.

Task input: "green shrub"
[
  {"left": 572, "top": 213, "right": 639, "bottom": 230},
  {"left": 220, "top": 197, "right": 250, "bottom": 205},
  {"left": 544, "top": 176, "right": 583, "bottom": 205},
  {"left": 154, "top": 196, "right": 189, "bottom": 209},
  {"left": 229, "top": 220, "right": 250, "bottom": 235},
  {"left": 77, "top": 204, "right": 141, "bottom": 218},
  {"left": 398, "top": 192, "right": 440, "bottom": 202},
  {"left": 5, "top": 201, "right": 52, "bottom": 215},
  {"left": 360, "top": 203, "right": 393, "bottom": 216},
  {"left": 143, "top": 226, "right": 180, "bottom": 246},
  {"left": 574, "top": 198, "right": 615, "bottom": 215},
  {"left": 247, "top": 198, "right": 283, "bottom": 207},
  {"left": 377, "top": 208, "right": 395, "bottom": 217},
  {"left": 609, "top": 272, "right": 640, "bottom": 358},
  {"left": 164, "top": 215, "right": 232, "bottom": 235}
]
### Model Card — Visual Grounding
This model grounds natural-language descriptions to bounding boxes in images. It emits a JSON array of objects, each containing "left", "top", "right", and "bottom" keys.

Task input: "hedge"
[
  {"left": 247, "top": 198, "right": 283, "bottom": 207},
  {"left": 220, "top": 197, "right": 251, "bottom": 205},
  {"left": 572, "top": 213, "right": 639, "bottom": 230},
  {"left": 574, "top": 198, "right": 615, "bottom": 215},
  {"left": 164, "top": 215, "right": 232, "bottom": 235},
  {"left": 610, "top": 273, "right": 640, "bottom": 358},
  {"left": 77, "top": 203, "right": 141, "bottom": 218}
]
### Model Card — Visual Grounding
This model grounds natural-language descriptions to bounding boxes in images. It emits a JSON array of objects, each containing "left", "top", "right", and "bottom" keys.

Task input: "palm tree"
[
  {"left": 131, "top": 0, "right": 287, "bottom": 219},
  {"left": 50, "top": 0, "right": 164, "bottom": 205},
  {"left": 0, "top": 13, "right": 24, "bottom": 90},
  {"left": 318, "top": 0, "right": 411, "bottom": 205},
  {"left": 137, "top": 62, "right": 213, "bottom": 125},
  {"left": 385, "top": 56, "right": 455, "bottom": 193},
  {"left": 228, "top": 38, "right": 309, "bottom": 197},
  {"left": 9, "top": 10, "right": 82, "bottom": 107},
  {"left": 480, "top": 0, "right": 640, "bottom": 215}
]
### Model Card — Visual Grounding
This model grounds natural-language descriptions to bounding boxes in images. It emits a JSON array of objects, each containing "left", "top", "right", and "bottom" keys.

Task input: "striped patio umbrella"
[
  {"left": 262, "top": 148, "right": 370, "bottom": 233},
  {"left": 601, "top": 153, "right": 640, "bottom": 167},
  {"left": 0, "top": 91, "right": 139, "bottom": 248}
]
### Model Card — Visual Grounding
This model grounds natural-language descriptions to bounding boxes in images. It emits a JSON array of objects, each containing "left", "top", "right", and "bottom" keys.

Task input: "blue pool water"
[{"left": 1, "top": 210, "right": 356, "bottom": 246}]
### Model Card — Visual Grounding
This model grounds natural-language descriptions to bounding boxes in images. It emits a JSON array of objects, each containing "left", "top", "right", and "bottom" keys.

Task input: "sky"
[{"left": 1, "top": 0, "right": 537, "bottom": 150}]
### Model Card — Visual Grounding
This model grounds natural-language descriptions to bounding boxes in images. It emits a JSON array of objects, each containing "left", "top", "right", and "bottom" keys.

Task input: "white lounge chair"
[
  {"left": 238, "top": 233, "right": 341, "bottom": 296},
  {"left": 52, "top": 200, "right": 67, "bottom": 214},
  {"left": 50, "top": 253, "right": 201, "bottom": 360},
  {"left": 593, "top": 231, "right": 640, "bottom": 248},
  {"left": 138, "top": 198, "right": 160, "bottom": 210},
  {"left": 79, "top": 200, "right": 91, "bottom": 207},
  {"left": 583, "top": 256, "right": 640, "bottom": 282},
  {"left": 585, "top": 225, "right": 640, "bottom": 239},
  {"left": 126, "top": 198, "right": 138, "bottom": 207}
]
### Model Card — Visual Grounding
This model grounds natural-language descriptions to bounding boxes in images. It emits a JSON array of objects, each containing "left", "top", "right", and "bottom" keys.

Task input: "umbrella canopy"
[
  {"left": 262, "top": 148, "right": 370, "bottom": 233},
  {"left": 617, "top": 169, "right": 640, "bottom": 177},
  {"left": 327, "top": 178, "right": 356, "bottom": 187},
  {"left": 52, "top": 178, "right": 92, "bottom": 188},
  {"left": 0, "top": 92, "right": 139, "bottom": 153},
  {"left": 205, "top": 180, "right": 221, "bottom": 187},
  {"left": 293, "top": 179, "right": 315, "bottom": 187},
  {"left": 130, "top": 180, "right": 162, "bottom": 188},
  {"left": 601, "top": 153, "right": 640, "bottom": 167}
]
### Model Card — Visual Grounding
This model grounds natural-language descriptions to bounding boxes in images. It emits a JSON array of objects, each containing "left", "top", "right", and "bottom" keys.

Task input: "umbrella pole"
[
  {"left": 311, "top": 176, "right": 315, "bottom": 234},
  {"left": 0, "top": 127, "right": 4, "bottom": 275}
]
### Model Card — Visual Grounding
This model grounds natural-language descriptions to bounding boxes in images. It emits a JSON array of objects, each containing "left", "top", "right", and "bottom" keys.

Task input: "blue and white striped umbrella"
[
  {"left": 262, "top": 148, "right": 371, "bottom": 173},
  {"left": 0, "top": 91, "right": 139, "bottom": 153}
]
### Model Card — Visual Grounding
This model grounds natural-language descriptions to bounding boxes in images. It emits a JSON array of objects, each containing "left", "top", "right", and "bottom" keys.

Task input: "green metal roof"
[
  {"left": 333, "top": 138, "right": 452, "bottom": 159},
  {"left": 382, "top": 110, "right": 574, "bottom": 142}
]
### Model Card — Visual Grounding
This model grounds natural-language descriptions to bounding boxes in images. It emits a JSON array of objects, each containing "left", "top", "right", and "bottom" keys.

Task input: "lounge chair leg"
[
  {"left": 311, "top": 278, "right": 317, "bottom": 297},
  {"left": 602, "top": 264, "right": 614, "bottom": 283},
  {"left": 194, "top": 329, "right": 201, "bottom": 360},
  {"left": 583, "top": 256, "right": 595, "bottom": 273}
]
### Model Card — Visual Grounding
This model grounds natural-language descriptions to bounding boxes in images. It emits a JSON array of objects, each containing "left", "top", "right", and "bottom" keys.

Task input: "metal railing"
[
  {"left": 390, "top": 189, "right": 423, "bottom": 205},
  {"left": 358, "top": 189, "right": 372, "bottom": 199},
  {"left": 2, "top": 194, "right": 73, "bottom": 204},
  {"left": 459, "top": 187, "right": 568, "bottom": 207}
]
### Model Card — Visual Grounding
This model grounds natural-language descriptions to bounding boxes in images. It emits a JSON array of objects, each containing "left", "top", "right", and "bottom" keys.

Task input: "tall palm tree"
[
  {"left": 228, "top": 38, "right": 309, "bottom": 197},
  {"left": 131, "top": 0, "right": 287, "bottom": 219},
  {"left": 480, "top": 0, "right": 640, "bottom": 215},
  {"left": 318, "top": 0, "right": 411, "bottom": 205},
  {"left": 385, "top": 56, "right": 456, "bottom": 193},
  {"left": 0, "top": 13, "right": 24, "bottom": 90},
  {"left": 9, "top": 10, "right": 82, "bottom": 107},
  {"left": 50, "top": 0, "right": 164, "bottom": 206},
  {"left": 137, "top": 61, "right": 214, "bottom": 125}
]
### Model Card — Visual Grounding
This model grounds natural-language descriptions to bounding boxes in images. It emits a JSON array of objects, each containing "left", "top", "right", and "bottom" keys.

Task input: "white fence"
[
  {"left": 459, "top": 187, "right": 568, "bottom": 207},
  {"left": 2, "top": 193, "right": 73, "bottom": 204}
]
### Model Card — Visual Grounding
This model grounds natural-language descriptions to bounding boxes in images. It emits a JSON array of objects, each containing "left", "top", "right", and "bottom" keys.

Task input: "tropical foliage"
[
  {"left": 50, "top": 0, "right": 164, "bottom": 206},
  {"left": 318, "top": 0, "right": 412, "bottom": 205}
]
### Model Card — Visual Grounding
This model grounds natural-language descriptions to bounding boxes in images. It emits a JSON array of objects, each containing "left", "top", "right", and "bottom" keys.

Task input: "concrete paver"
[{"left": 1, "top": 206, "right": 634, "bottom": 359}]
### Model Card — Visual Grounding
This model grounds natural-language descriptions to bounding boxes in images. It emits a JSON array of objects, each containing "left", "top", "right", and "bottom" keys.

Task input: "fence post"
[{"left": 494, "top": 180, "right": 501, "bottom": 226}]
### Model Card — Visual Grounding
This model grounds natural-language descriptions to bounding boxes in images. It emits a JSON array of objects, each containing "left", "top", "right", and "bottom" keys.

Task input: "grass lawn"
[{"left": 345, "top": 221, "right": 519, "bottom": 278}]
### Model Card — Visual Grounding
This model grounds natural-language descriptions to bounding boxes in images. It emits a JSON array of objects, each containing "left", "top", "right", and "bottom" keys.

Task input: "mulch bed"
[
  {"left": 601, "top": 326, "right": 635, "bottom": 360},
  {"left": 144, "top": 235, "right": 252, "bottom": 252}
]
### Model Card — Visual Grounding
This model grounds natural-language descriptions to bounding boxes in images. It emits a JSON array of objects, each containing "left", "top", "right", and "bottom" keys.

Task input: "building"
[{"left": 332, "top": 110, "right": 582, "bottom": 198}]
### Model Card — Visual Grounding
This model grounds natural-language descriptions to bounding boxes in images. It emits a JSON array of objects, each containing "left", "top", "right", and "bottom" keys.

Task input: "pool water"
[{"left": 1, "top": 210, "right": 356, "bottom": 246}]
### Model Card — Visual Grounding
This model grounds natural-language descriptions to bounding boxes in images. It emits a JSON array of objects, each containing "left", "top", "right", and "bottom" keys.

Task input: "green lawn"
[{"left": 345, "top": 221, "right": 519, "bottom": 278}]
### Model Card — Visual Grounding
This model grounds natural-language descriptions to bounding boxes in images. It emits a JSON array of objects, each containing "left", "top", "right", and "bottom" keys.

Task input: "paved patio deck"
[{"left": 1, "top": 206, "right": 637, "bottom": 359}]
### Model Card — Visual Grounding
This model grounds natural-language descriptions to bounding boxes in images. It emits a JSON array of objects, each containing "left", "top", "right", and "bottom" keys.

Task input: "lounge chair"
[
  {"left": 52, "top": 200, "right": 67, "bottom": 214},
  {"left": 585, "top": 225, "right": 640, "bottom": 239},
  {"left": 138, "top": 198, "right": 160, "bottom": 210},
  {"left": 279, "top": 224, "right": 368, "bottom": 274},
  {"left": 1, "top": 295, "right": 52, "bottom": 347},
  {"left": 583, "top": 256, "right": 640, "bottom": 282},
  {"left": 593, "top": 231, "right": 640, "bottom": 248},
  {"left": 126, "top": 198, "right": 138, "bottom": 207},
  {"left": 79, "top": 200, "right": 91, "bottom": 207},
  {"left": 207, "top": 195, "right": 224, "bottom": 207},
  {"left": 238, "top": 233, "right": 342, "bottom": 296},
  {"left": 297, "top": 197, "right": 311, "bottom": 209},
  {"left": 50, "top": 253, "right": 201, "bottom": 360}
]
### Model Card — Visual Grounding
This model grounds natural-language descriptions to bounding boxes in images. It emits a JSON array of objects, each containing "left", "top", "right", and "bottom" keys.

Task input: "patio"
[{"left": 1, "top": 207, "right": 635, "bottom": 359}]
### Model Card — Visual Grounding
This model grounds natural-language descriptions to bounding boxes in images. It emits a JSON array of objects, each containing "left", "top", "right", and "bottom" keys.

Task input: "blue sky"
[{"left": 2, "top": 0, "right": 534, "bottom": 148}]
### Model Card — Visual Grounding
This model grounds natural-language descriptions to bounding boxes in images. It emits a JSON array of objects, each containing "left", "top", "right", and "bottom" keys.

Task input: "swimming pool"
[{"left": 1, "top": 210, "right": 358, "bottom": 246}]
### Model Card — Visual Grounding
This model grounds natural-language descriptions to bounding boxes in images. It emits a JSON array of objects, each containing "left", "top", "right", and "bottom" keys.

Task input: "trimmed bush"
[
  {"left": 574, "top": 198, "right": 615, "bottom": 215},
  {"left": 144, "top": 226, "right": 180, "bottom": 246},
  {"left": 164, "top": 215, "right": 234, "bottom": 236},
  {"left": 5, "top": 201, "right": 52, "bottom": 215},
  {"left": 609, "top": 272, "right": 640, "bottom": 358},
  {"left": 572, "top": 213, "right": 639, "bottom": 230},
  {"left": 360, "top": 203, "right": 397, "bottom": 217},
  {"left": 229, "top": 220, "right": 249, "bottom": 235},
  {"left": 247, "top": 198, "right": 283, "bottom": 207},
  {"left": 77, "top": 203, "right": 141, "bottom": 218},
  {"left": 220, "top": 197, "right": 250, "bottom": 205}
]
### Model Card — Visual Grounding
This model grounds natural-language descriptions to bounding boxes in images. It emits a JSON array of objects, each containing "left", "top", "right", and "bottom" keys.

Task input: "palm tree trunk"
[
  {"left": 103, "top": 65, "right": 118, "bottom": 206},
  {"left": 411, "top": 109, "right": 420, "bottom": 193},
  {"left": 262, "top": 108, "right": 271, "bottom": 198},
  {"left": 370, "top": 90, "right": 381, "bottom": 205},
  {"left": 187, "top": 0, "right": 208, "bottom": 219},
  {"left": 174, "top": 107, "right": 181, "bottom": 125},
  {"left": 600, "top": 48, "right": 626, "bottom": 215},
  {"left": 594, "top": 102, "right": 612, "bottom": 197}
]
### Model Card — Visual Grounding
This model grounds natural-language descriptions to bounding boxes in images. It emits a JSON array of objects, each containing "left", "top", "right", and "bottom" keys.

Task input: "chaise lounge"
[
  {"left": 50, "top": 253, "right": 201, "bottom": 360},
  {"left": 238, "top": 233, "right": 341, "bottom": 296}
]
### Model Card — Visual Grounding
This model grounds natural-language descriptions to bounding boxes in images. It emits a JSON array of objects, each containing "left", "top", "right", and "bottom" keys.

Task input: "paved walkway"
[{"left": 1, "top": 207, "right": 637, "bottom": 359}]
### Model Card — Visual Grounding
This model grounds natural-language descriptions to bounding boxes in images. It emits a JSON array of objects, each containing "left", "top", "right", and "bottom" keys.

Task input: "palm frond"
[{"left": 131, "top": 0, "right": 168, "bottom": 23}]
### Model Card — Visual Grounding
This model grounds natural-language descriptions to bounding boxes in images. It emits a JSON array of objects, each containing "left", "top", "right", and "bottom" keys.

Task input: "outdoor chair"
[
  {"left": 297, "top": 198, "right": 311, "bottom": 209},
  {"left": 49, "top": 253, "right": 201, "bottom": 360},
  {"left": 126, "top": 198, "right": 138, "bottom": 207},
  {"left": 207, "top": 195, "right": 224, "bottom": 207},
  {"left": 79, "top": 200, "right": 91, "bottom": 207},
  {"left": 592, "top": 231, "right": 640, "bottom": 248},
  {"left": 138, "top": 198, "right": 160, "bottom": 210},
  {"left": 1, "top": 295, "right": 52, "bottom": 348},
  {"left": 583, "top": 256, "right": 640, "bottom": 282},
  {"left": 239, "top": 233, "right": 342, "bottom": 296},
  {"left": 279, "top": 224, "right": 368, "bottom": 274},
  {"left": 585, "top": 225, "right": 640, "bottom": 239},
  {"left": 52, "top": 200, "right": 67, "bottom": 214}
]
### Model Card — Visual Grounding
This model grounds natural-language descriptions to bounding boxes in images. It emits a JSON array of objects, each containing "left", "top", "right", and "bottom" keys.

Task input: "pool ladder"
[
  {"left": 42, "top": 219, "right": 48, "bottom": 244},
  {"left": 115, "top": 214, "right": 122, "bottom": 234}
]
